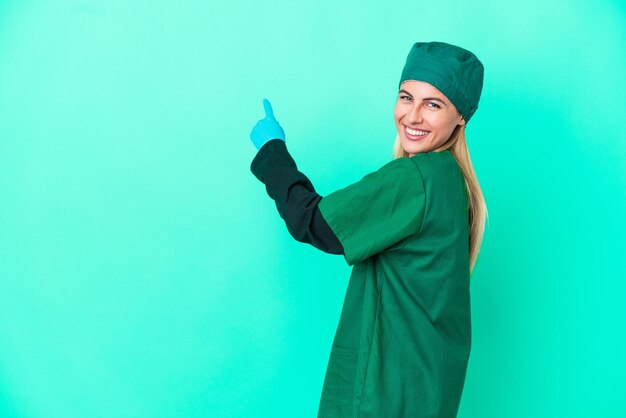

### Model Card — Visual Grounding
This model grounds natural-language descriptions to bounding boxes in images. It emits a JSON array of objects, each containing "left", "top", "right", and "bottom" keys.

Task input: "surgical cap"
[{"left": 399, "top": 41, "right": 484, "bottom": 124}]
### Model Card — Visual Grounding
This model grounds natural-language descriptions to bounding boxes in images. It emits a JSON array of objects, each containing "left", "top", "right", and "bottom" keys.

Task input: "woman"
[{"left": 249, "top": 41, "right": 487, "bottom": 418}]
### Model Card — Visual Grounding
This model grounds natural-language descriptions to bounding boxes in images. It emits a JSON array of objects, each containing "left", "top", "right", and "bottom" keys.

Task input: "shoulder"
[
  {"left": 353, "top": 155, "right": 423, "bottom": 184},
  {"left": 409, "top": 150, "right": 460, "bottom": 177},
  {"left": 377, "top": 151, "right": 458, "bottom": 181},
  {"left": 409, "top": 149, "right": 455, "bottom": 165},
  {"left": 378, "top": 154, "right": 423, "bottom": 176}
]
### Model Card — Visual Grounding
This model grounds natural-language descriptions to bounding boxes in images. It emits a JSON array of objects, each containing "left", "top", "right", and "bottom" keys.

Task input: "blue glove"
[{"left": 250, "top": 98, "right": 286, "bottom": 150}]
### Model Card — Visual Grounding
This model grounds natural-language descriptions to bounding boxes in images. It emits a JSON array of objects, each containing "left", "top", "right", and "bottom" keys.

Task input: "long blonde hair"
[{"left": 392, "top": 125, "right": 487, "bottom": 276}]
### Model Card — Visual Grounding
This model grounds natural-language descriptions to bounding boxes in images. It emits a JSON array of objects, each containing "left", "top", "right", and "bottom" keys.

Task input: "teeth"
[{"left": 406, "top": 127, "right": 428, "bottom": 136}]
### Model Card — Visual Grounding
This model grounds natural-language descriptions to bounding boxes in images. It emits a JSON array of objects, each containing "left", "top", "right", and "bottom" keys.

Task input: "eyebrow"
[{"left": 398, "top": 89, "right": 447, "bottom": 106}]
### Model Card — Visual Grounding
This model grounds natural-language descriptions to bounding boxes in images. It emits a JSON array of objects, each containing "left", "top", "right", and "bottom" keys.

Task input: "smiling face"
[{"left": 394, "top": 80, "right": 465, "bottom": 156}]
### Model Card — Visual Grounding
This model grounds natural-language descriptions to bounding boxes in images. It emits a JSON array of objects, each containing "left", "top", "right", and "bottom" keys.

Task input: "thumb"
[{"left": 263, "top": 98, "right": 275, "bottom": 120}]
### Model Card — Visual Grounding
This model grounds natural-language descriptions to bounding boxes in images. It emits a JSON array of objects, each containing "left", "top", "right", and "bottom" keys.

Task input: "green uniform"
[{"left": 316, "top": 149, "right": 471, "bottom": 418}]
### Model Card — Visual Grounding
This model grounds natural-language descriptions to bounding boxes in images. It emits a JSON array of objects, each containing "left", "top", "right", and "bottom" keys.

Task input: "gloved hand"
[{"left": 250, "top": 98, "right": 286, "bottom": 150}]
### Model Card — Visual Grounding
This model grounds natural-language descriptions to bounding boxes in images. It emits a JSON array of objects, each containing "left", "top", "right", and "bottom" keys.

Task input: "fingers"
[{"left": 263, "top": 98, "right": 275, "bottom": 120}]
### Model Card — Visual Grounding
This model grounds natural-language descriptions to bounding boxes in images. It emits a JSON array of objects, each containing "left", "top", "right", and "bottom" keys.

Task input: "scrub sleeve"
[{"left": 317, "top": 155, "right": 426, "bottom": 266}]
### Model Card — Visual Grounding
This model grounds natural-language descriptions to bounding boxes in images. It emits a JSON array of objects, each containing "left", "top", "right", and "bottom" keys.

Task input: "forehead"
[{"left": 400, "top": 80, "right": 446, "bottom": 98}]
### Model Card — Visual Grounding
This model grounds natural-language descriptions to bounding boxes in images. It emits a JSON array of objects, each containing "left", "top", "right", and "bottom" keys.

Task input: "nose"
[{"left": 404, "top": 103, "right": 423, "bottom": 125}]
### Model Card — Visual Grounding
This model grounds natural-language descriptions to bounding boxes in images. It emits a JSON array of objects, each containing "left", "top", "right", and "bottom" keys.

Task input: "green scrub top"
[{"left": 317, "top": 149, "right": 471, "bottom": 418}]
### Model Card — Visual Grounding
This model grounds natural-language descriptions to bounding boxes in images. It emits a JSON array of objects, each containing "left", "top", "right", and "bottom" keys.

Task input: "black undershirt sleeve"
[{"left": 250, "top": 139, "right": 344, "bottom": 255}]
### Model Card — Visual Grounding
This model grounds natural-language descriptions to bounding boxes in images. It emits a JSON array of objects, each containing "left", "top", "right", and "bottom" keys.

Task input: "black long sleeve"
[{"left": 250, "top": 139, "right": 344, "bottom": 255}]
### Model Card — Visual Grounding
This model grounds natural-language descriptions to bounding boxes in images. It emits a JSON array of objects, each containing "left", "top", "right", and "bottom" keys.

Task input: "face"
[{"left": 394, "top": 80, "right": 465, "bottom": 156}]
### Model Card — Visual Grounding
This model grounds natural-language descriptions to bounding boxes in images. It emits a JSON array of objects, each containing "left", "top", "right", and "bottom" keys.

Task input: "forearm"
[{"left": 250, "top": 139, "right": 344, "bottom": 255}]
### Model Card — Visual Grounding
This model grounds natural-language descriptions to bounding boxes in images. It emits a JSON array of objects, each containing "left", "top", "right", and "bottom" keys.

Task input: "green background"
[{"left": 1, "top": 0, "right": 625, "bottom": 417}]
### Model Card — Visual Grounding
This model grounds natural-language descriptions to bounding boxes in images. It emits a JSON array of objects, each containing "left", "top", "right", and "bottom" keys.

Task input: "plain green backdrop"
[{"left": 1, "top": 0, "right": 625, "bottom": 417}]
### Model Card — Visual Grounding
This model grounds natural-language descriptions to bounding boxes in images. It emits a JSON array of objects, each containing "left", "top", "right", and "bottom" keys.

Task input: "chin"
[{"left": 401, "top": 138, "right": 423, "bottom": 155}]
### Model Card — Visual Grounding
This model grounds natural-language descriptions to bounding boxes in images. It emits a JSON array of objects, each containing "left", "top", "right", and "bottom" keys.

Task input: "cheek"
[
  {"left": 431, "top": 120, "right": 455, "bottom": 140},
  {"left": 393, "top": 107, "right": 402, "bottom": 122},
  {"left": 430, "top": 115, "right": 450, "bottom": 130}
]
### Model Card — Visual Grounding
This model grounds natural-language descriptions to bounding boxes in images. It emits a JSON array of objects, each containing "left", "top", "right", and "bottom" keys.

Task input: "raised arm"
[{"left": 248, "top": 98, "right": 344, "bottom": 255}]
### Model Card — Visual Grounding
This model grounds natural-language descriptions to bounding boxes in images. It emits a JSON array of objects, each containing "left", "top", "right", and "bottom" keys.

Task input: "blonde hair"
[{"left": 392, "top": 125, "right": 488, "bottom": 276}]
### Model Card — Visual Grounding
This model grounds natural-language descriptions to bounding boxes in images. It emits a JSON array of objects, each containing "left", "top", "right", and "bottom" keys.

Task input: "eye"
[
  {"left": 426, "top": 102, "right": 441, "bottom": 109},
  {"left": 399, "top": 95, "right": 411, "bottom": 101}
]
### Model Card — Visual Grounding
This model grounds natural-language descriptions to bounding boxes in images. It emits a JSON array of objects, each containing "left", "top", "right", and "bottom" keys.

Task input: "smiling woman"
[{"left": 250, "top": 41, "right": 488, "bottom": 418}]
